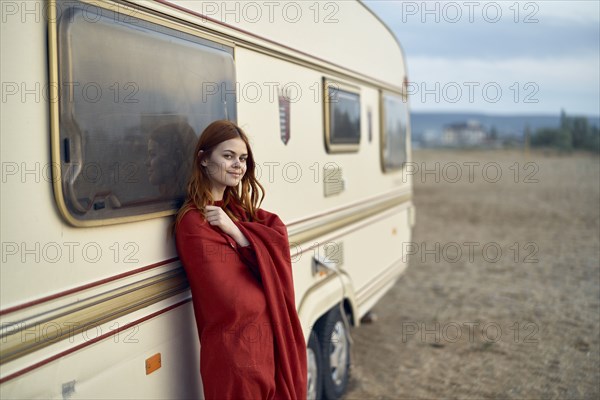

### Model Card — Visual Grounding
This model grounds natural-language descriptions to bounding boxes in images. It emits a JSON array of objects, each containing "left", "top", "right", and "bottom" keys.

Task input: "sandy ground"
[{"left": 343, "top": 148, "right": 600, "bottom": 399}]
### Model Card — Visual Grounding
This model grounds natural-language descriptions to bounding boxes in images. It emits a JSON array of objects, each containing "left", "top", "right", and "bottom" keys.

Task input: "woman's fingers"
[
  {"left": 204, "top": 205, "right": 228, "bottom": 226},
  {"left": 203, "top": 207, "right": 239, "bottom": 239},
  {"left": 204, "top": 213, "right": 220, "bottom": 222},
  {"left": 204, "top": 205, "right": 220, "bottom": 217}
]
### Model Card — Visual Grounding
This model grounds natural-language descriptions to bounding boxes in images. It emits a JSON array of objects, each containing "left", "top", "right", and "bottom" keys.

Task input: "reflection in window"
[
  {"left": 56, "top": 2, "right": 236, "bottom": 222},
  {"left": 381, "top": 93, "right": 408, "bottom": 172},
  {"left": 324, "top": 81, "right": 360, "bottom": 152}
]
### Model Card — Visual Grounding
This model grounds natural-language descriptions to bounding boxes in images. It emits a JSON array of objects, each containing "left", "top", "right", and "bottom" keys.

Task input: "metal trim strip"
[
  {"left": 0, "top": 270, "right": 189, "bottom": 365},
  {"left": 0, "top": 299, "right": 191, "bottom": 384}
]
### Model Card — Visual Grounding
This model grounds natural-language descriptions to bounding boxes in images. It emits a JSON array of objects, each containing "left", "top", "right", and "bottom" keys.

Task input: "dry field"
[{"left": 344, "top": 148, "right": 600, "bottom": 399}]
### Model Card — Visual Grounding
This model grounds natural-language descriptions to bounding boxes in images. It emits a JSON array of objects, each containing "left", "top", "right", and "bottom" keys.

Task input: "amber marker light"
[{"left": 145, "top": 353, "right": 162, "bottom": 375}]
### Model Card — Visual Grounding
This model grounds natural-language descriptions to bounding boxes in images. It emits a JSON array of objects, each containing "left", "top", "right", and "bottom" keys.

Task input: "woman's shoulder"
[
  {"left": 255, "top": 206, "right": 277, "bottom": 218},
  {"left": 176, "top": 206, "right": 208, "bottom": 233},
  {"left": 253, "top": 206, "right": 286, "bottom": 227}
]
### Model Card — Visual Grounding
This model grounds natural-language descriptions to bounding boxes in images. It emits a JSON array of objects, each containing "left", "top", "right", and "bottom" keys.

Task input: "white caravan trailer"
[{"left": 0, "top": 0, "right": 414, "bottom": 398}]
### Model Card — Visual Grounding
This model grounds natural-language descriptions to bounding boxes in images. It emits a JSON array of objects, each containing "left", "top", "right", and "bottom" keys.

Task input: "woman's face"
[
  {"left": 146, "top": 139, "right": 176, "bottom": 185},
  {"left": 201, "top": 137, "right": 248, "bottom": 191}
]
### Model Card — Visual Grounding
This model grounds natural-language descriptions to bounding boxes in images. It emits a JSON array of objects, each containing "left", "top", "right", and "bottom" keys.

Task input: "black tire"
[
  {"left": 306, "top": 331, "right": 323, "bottom": 400},
  {"left": 317, "top": 306, "right": 351, "bottom": 400}
]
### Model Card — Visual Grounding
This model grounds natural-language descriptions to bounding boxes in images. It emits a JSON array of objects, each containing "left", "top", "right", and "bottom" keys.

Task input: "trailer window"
[
  {"left": 323, "top": 80, "right": 361, "bottom": 153},
  {"left": 381, "top": 92, "right": 408, "bottom": 172},
  {"left": 53, "top": 1, "right": 236, "bottom": 224}
]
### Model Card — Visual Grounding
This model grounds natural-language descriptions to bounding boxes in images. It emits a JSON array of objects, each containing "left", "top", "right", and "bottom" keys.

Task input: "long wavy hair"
[{"left": 173, "top": 120, "right": 265, "bottom": 233}]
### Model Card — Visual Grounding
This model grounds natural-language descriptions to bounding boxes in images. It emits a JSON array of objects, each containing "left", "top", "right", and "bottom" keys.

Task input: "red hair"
[{"left": 173, "top": 120, "right": 265, "bottom": 232}]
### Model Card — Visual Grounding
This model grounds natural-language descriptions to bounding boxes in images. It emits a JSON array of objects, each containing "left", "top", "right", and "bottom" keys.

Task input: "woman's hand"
[{"left": 204, "top": 205, "right": 250, "bottom": 247}]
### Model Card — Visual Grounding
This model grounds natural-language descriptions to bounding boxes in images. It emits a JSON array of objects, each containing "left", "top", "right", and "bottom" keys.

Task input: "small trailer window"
[
  {"left": 52, "top": 1, "right": 236, "bottom": 225},
  {"left": 323, "top": 79, "right": 361, "bottom": 153},
  {"left": 380, "top": 92, "right": 408, "bottom": 172}
]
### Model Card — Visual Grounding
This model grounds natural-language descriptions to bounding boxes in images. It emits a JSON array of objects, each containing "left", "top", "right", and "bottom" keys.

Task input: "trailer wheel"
[
  {"left": 307, "top": 331, "right": 323, "bottom": 400},
  {"left": 317, "top": 306, "right": 351, "bottom": 400}
]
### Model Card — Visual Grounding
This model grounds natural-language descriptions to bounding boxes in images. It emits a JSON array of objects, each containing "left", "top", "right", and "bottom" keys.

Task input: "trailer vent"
[
  {"left": 279, "top": 93, "right": 290, "bottom": 145},
  {"left": 324, "top": 165, "right": 344, "bottom": 197}
]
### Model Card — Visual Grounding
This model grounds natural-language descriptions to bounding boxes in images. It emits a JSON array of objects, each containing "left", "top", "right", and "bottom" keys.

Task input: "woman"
[
  {"left": 146, "top": 121, "right": 197, "bottom": 200},
  {"left": 174, "top": 120, "right": 307, "bottom": 400}
]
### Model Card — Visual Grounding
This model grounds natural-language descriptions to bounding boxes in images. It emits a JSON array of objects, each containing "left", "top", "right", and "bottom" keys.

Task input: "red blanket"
[{"left": 176, "top": 200, "right": 307, "bottom": 400}]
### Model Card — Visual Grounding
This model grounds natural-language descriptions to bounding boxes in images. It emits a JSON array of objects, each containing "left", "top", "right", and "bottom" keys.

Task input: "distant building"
[
  {"left": 421, "top": 129, "right": 440, "bottom": 146},
  {"left": 442, "top": 120, "right": 487, "bottom": 147}
]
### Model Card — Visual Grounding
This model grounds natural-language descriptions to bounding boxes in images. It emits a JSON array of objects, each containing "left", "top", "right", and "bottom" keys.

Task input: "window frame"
[
  {"left": 323, "top": 78, "right": 362, "bottom": 154},
  {"left": 379, "top": 90, "right": 409, "bottom": 173},
  {"left": 48, "top": 0, "right": 236, "bottom": 227}
]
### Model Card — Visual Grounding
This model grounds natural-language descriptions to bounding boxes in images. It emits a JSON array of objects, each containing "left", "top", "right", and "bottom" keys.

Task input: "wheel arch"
[{"left": 297, "top": 273, "right": 359, "bottom": 342}]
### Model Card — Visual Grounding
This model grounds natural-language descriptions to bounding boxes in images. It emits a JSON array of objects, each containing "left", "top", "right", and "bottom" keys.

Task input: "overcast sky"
[{"left": 364, "top": 0, "right": 600, "bottom": 116}]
